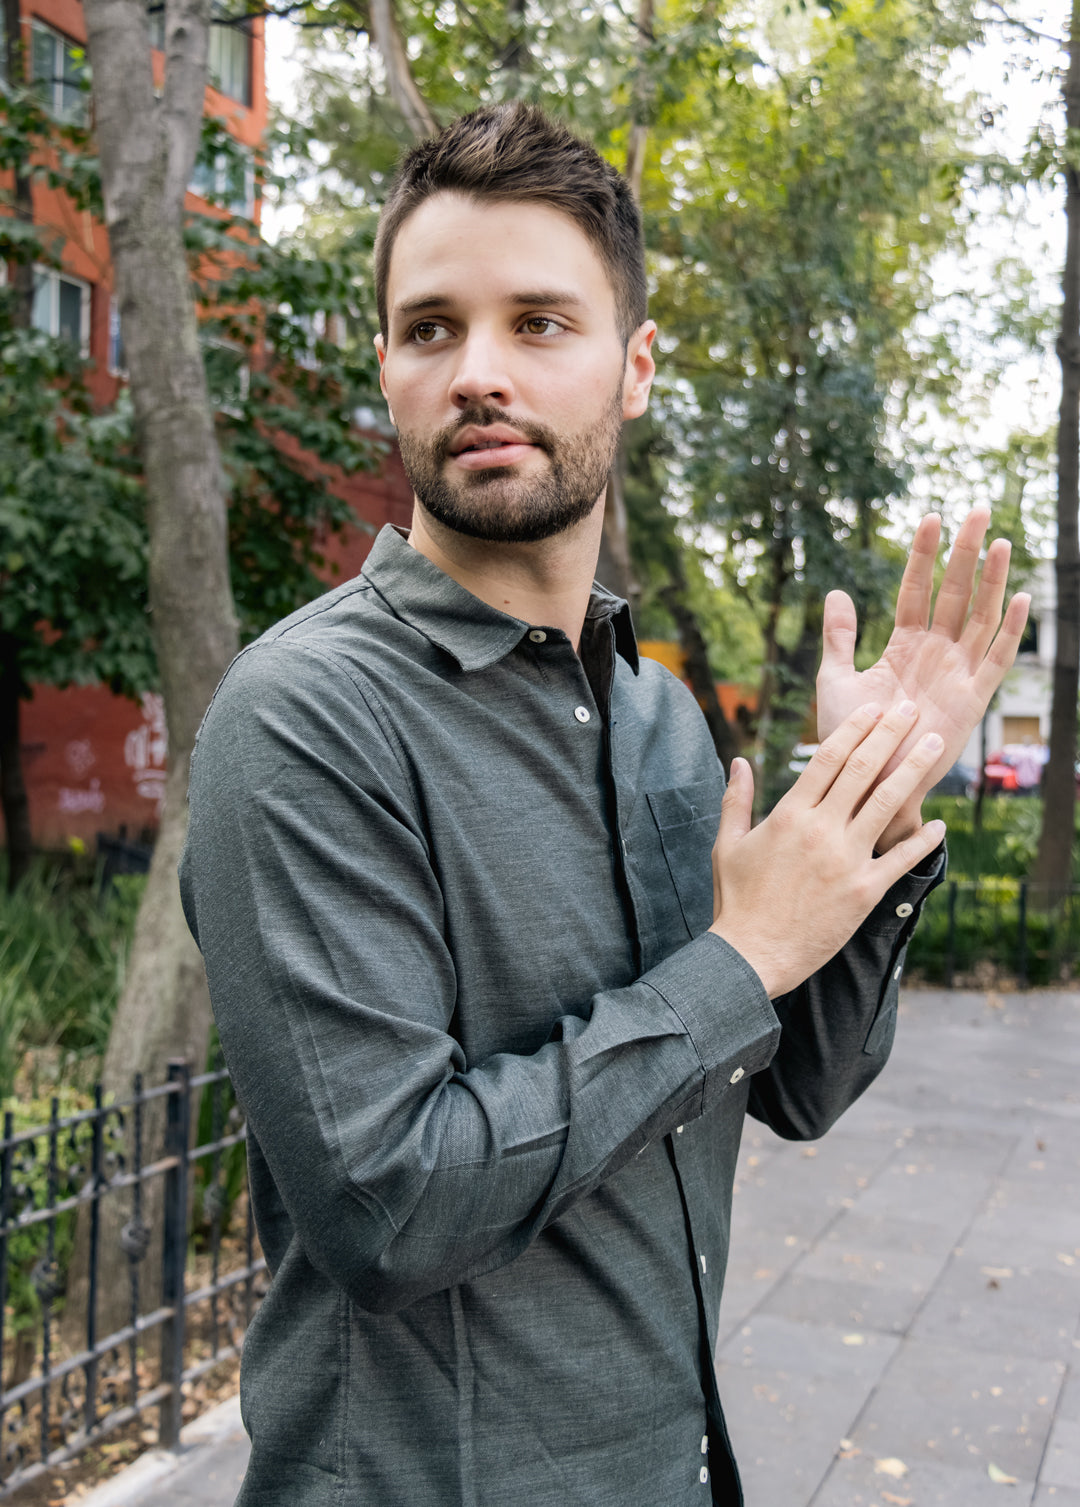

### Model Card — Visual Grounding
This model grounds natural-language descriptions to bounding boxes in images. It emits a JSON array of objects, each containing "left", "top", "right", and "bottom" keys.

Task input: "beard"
[{"left": 396, "top": 391, "right": 624, "bottom": 545}]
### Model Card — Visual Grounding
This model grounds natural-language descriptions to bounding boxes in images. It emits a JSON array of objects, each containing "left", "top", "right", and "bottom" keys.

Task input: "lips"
[{"left": 449, "top": 425, "right": 534, "bottom": 456}]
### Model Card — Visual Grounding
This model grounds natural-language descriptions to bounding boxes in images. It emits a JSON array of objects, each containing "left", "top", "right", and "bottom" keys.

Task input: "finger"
[
  {"left": 789, "top": 702, "right": 883, "bottom": 807},
  {"left": 818, "top": 590, "right": 858, "bottom": 679},
  {"left": 959, "top": 537, "right": 1011, "bottom": 665},
  {"left": 972, "top": 592, "right": 1032, "bottom": 706},
  {"left": 894, "top": 514, "right": 941, "bottom": 631},
  {"left": 816, "top": 698, "right": 919, "bottom": 815},
  {"left": 930, "top": 505, "right": 991, "bottom": 641},
  {"left": 850, "top": 730, "right": 945, "bottom": 849},
  {"left": 870, "top": 818, "right": 947, "bottom": 895},
  {"left": 718, "top": 757, "right": 754, "bottom": 848}
]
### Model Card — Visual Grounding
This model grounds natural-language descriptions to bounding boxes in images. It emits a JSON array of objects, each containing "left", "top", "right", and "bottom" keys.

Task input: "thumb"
[
  {"left": 820, "top": 589, "right": 857, "bottom": 677},
  {"left": 720, "top": 757, "right": 754, "bottom": 846}
]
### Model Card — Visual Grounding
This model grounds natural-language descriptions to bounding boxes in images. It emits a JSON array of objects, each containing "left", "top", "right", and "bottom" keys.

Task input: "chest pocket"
[{"left": 646, "top": 778, "right": 725, "bottom": 941}]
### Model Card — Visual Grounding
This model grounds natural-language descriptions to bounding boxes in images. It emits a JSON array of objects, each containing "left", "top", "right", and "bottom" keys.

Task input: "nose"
[{"left": 448, "top": 328, "right": 516, "bottom": 410}]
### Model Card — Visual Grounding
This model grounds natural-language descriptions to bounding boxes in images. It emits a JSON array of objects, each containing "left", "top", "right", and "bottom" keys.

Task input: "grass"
[{"left": 0, "top": 855, "right": 143, "bottom": 1100}]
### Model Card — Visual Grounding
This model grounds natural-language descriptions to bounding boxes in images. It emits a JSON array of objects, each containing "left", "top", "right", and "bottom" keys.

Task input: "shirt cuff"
[{"left": 638, "top": 930, "right": 780, "bottom": 1119}]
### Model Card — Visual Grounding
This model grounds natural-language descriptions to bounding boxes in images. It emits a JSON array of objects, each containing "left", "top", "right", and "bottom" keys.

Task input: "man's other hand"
[
  {"left": 709, "top": 701, "right": 946, "bottom": 999},
  {"left": 815, "top": 506, "right": 1030, "bottom": 853}
]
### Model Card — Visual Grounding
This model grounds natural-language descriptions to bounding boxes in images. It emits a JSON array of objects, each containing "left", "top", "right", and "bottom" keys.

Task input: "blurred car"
[
  {"left": 787, "top": 742, "right": 819, "bottom": 776},
  {"left": 929, "top": 760, "right": 977, "bottom": 798}
]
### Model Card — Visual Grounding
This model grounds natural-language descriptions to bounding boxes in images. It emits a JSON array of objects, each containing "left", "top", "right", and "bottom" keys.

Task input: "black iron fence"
[
  {"left": 905, "top": 879, "right": 1080, "bottom": 987},
  {"left": 0, "top": 1060, "right": 265, "bottom": 1498}
]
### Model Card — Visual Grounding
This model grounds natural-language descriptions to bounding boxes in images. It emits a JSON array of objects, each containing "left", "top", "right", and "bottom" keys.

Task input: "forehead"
[{"left": 386, "top": 193, "right": 617, "bottom": 322}]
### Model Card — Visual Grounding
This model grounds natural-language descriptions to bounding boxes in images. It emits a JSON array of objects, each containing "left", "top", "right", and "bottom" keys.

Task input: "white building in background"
[{"left": 959, "top": 559, "right": 1058, "bottom": 768}]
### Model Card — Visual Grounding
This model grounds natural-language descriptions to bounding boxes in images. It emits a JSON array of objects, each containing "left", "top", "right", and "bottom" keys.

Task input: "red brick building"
[{"left": 1, "top": 2, "right": 413, "bottom": 849}]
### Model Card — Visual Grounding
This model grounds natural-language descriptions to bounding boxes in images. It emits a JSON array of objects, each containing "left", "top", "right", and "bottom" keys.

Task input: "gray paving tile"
[
  {"left": 716, "top": 1317, "right": 899, "bottom": 1507},
  {"left": 794, "top": 1211, "right": 956, "bottom": 1291},
  {"left": 849, "top": 1336, "right": 1062, "bottom": 1479},
  {"left": 910, "top": 1257, "right": 1080, "bottom": 1360},
  {"left": 814, "top": 1450, "right": 1036, "bottom": 1507},
  {"left": 758, "top": 1270, "right": 927, "bottom": 1336},
  {"left": 845, "top": 1160, "right": 1000, "bottom": 1226},
  {"left": 1033, "top": 1487, "right": 1080, "bottom": 1506},
  {"left": 959, "top": 1202, "right": 1080, "bottom": 1273},
  {"left": 1055, "top": 1370, "right": 1080, "bottom": 1424},
  {"left": 1044, "top": 1419, "right": 1080, "bottom": 1491}
]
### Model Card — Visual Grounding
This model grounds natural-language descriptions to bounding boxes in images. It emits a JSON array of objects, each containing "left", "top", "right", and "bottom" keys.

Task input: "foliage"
[
  {"left": 0, "top": 84, "right": 387, "bottom": 723},
  {"left": 0, "top": 859, "right": 142, "bottom": 1099},
  {"left": 281, "top": 0, "right": 978, "bottom": 797}
]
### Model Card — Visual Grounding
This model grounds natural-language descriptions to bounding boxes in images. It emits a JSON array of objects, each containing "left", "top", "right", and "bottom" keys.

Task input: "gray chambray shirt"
[{"left": 179, "top": 524, "right": 943, "bottom": 1507}]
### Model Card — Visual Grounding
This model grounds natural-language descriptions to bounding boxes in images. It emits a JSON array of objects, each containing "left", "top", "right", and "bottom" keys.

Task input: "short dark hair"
[{"left": 375, "top": 103, "right": 647, "bottom": 345}]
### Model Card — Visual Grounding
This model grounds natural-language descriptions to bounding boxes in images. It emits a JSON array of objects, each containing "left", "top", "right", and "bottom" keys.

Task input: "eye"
[
  {"left": 521, "top": 316, "right": 561, "bottom": 337},
  {"left": 409, "top": 321, "right": 451, "bottom": 345}
]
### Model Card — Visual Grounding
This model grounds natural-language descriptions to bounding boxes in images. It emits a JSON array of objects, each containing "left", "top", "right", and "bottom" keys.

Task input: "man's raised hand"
[
  {"left": 815, "top": 507, "right": 1030, "bottom": 853},
  {"left": 709, "top": 701, "right": 947, "bottom": 1000}
]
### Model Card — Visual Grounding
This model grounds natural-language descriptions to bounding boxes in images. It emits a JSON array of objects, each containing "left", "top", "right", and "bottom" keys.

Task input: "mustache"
[{"left": 433, "top": 405, "right": 556, "bottom": 463}]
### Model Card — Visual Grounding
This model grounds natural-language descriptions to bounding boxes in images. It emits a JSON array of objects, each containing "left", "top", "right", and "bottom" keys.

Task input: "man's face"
[{"left": 376, "top": 193, "right": 655, "bottom": 545}]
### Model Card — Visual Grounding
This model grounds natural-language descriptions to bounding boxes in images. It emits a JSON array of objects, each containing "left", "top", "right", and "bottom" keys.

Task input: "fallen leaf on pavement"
[
  {"left": 874, "top": 1458, "right": 908, "bottom": 1478},
  {"left": 988, "top": 1463, "right": 1018, "bottom": 1485},
  {"left": 881, "top": 1493, "right": 912, "bottom": 1505}
]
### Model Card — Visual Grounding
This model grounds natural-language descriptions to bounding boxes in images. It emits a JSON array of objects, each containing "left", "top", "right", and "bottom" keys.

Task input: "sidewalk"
[{"left": 83, "top": 986, "right": 1080, "bottom": 1507}]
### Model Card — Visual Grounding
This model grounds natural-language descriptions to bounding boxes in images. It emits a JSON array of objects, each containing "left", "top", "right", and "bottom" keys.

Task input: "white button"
[
  {"left": 699, "top": 1466, "right": 709, "bottom": 1484},
  {"left": 700, "top": 1253, "right": 707, "bottom": 1274},
  {"left": 729, "top": 1067, "right": 745, "bottom": 1084},
  {"left": 528, "top": 629, "right": 547, "bottom": 643},
  {"left": 676, "top": 1125, "right": 684, "bottom": 1134},
  {"left": 701, "top": 1434, "right": 709, "bottom": 1454},
  {"left": 574, "top": 705, "right": 591, "bottom": 724},
  {"left": 893, "top": 964, "right": 903, "bottom": 980},
  {"left": 895, "top": 902, "right": 913, "bottom": 918}
]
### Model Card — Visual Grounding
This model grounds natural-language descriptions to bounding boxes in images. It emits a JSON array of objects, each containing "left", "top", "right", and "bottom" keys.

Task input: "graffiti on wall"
[{"left": 124, "top": 693, "right": 168, "bottom": 814}]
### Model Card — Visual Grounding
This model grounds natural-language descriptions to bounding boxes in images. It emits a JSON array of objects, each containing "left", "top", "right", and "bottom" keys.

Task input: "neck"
[{"left": 407, "top": 498, "right": 606, "bottom": 651}]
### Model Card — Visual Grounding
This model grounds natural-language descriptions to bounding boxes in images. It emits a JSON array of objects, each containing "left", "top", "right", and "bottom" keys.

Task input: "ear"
[
  {"left": 622, "top": 320, "right": 656, "bottom": 421},
  {"left": 374, "top": 333, "right": 394, "bottom": 425}
]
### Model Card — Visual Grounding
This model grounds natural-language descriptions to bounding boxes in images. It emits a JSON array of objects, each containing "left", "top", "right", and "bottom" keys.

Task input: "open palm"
[{"left": 816, "top": 508, "right": 1030, "bottom": 849}]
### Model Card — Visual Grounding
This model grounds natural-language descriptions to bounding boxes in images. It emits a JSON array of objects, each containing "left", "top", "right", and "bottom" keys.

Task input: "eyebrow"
[{"left": 392, "top": 289, "right": 587, "bottom": 319}]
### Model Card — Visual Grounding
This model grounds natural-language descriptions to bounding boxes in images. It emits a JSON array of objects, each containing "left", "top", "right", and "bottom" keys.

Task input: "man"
[{"left": 179, "top": 103, "right": 1028, "bottom": 1506}]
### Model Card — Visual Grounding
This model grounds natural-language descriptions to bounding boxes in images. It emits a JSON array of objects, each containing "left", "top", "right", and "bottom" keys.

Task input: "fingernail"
[
  {"left": 862, "top": 702, "right": 882, "bottom": 719},
  {"left": 899, "top": 700, "right": 917, "bottom": 718},
  {"left": 922, "top": 733, "right": 943, "bottom": 753}
]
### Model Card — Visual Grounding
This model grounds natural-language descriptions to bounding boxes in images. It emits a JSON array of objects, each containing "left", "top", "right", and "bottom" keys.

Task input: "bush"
[{"left": 0, "top": 858, "right": 142, "bottom": 1097}]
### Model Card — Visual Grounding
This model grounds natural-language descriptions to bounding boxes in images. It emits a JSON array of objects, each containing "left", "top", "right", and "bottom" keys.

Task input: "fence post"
[
  {"left": 159, "top": 1059, "right": 191, "bottom": 1450},
  {"left": 945, "top": 881, "right": 957, "bottom": 989},
  {"left": 1018, "top": 881, "right": 1029, "bottom": 990}
]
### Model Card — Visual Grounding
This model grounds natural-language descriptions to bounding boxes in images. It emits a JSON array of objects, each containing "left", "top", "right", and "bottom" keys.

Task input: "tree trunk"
[
  {"left": 596, "top": 0, "right": 654, "bottom": 610},
  {"left": 500, "top": 0, "right": 529, "bottom": 80},
  {"left": 369, "top": 0, "right": 437, "bottom": 138},
  {"left": 82, "top": 0, "right": 237, "bottom": 1087},
  {"left": 0, "top": 637, "right": 33, "bottom": 892},
  {"left": 596, "top": 459, "right": 639, "bottom": 609},
  {"left": 62, "top": 0, "right": 240, "bottom": 1343},
  {"left": 1033, "top": 0, "right": 1080, "bottom": 902},
  {"left": 659, "top": 561, "right": 741, "bottom": 773}
]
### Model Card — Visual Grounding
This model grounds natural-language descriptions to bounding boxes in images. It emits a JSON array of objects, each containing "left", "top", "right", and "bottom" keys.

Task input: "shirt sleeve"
[
  {"left": 746, "top": 845, "right": 945, "bottom": 1140},
  {"left": 179, "top": 641, "right": 780, "bottom": 1314}
]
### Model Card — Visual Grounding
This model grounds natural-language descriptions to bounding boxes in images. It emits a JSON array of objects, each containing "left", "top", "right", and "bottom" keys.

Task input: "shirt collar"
[{"left": 361, "top": 524, "right": 640, "bottom": 675}]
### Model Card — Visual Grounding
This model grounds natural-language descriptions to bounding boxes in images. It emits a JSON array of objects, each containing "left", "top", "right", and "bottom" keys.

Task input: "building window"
[
  {"left": 189, "top": 143, "right": 255, "bottom": 216},
  {"left": 1017, "top": 617, "right": 1038, "bottom": 658},
  {"left": 149, "top": 3, "right": 250, "bottom": 106},
  {"left": 31, "top": 21, "right": 89, "bottom": 126},
  {"left": 32, "top": 268, "right": 91, "bottom": 354},
  {"left": 209, "top": 4, "right": 252, "bottom": 105},
  {"left": 108, "top": 298, "right": 127, "bottom": 376}
]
